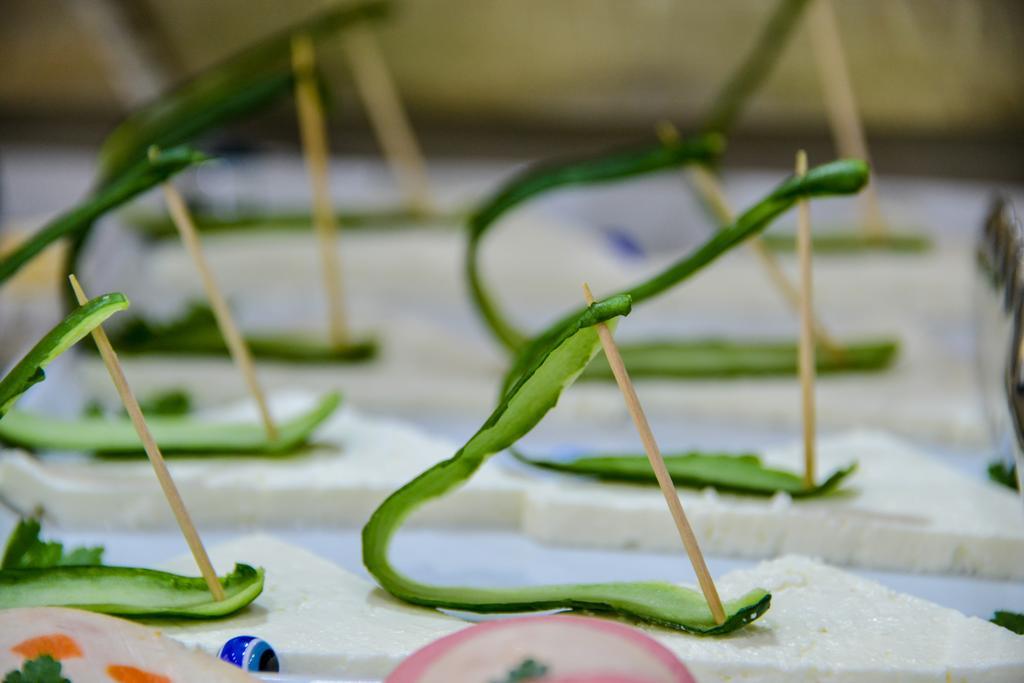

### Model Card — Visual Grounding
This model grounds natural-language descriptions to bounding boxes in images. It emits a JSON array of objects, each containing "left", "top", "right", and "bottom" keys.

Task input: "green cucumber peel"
[
  {"left": 96, "top": 0, "right": 390, "bottom": 187},
  {"left": 467, "top": 133, "right": 725, "bottom": 349},
  {"left": 0, "top": 149, "right": 203, "bottom": 289},
  {"left": 107, "top": 304, "right": 377, "bottom": 363},
  {"left": 580, "top": 338, "right": 897, "bottom": 379},
  {"left": 760, "top": 230, "right": 931, "bottom": 254},
  {"left": 0, "top": 392, "right": 340, "bottom": 456},
  {"left": 363, "top": 295, "right": 770, "bottom": 635},
  {"left": 86, "top": 388, "right": 193, "bottom": 418},
  {"left": 60, "top": 1, "right": 389, "bottom": 313},
  {"left": 129, "top": 205, "right": 466, "bottom": 239},
  {"left": 496, "top": 159, "right": 877, "bottom": 391},
  {"left": 0, "top": 293, "right": 129, "bottom": 418},
  {"left": 699, "top": 0, "right": 812, "bottom": 135},
  {"left": 2, "top": 518, "right": 103, "bottom": 570},
  {"left": 0, "top": 563, "right": 263, "bottom": 619},
  {"left": 511, "top": 450, "right": 856, "bottom": 498}
]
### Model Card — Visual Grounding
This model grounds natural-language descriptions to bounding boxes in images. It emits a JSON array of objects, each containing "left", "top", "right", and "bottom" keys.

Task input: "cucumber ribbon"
[
  {"left": 477, "top": 156, "right": 896, "bottom": 385},
  {"left": 363, "top": 295, "right": 771, "bottom": 635},
  {"left": 0, "top": 148, "right": 205, "bottom": 289},
  {"left": 0, "top": 503, "right": 263, "bottom": 620},
  {"left": 0, "top": 294, "right": 130, "bottom": 418},
  {"left": 0, "top": 294, "right": 339, "bottom": 456},
  {"left": 511, "top": 450, "right": 855, "bottom": 498}
]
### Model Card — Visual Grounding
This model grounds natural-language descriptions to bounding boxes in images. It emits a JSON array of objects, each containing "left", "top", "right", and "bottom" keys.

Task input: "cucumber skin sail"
[
  {"left": 0, "top": 149, "right": 204, "bottom": 289},
  {"left": 363, "top": 295, "right": 771, "bottom": 635},
  {"left": 0, "top": 293, "right": 130, "bottom": 419},
  {"left": 466, "top": 133, "right": 725, "bottom": 350},
  {"left": 467, "top": 150, "right": 869, "bottom": 354},
  {"left": 64, "top": 0, "right": 392, "bottom": 314},
  {"left": 0, "top": 564, "right": 264, "bottom": 619}
]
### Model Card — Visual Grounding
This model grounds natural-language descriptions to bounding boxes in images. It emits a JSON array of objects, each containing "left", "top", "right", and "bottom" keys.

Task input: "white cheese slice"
[
  {"left": 155, "top": 535, "right": 465, "bottom": 678},
  {"left": 0, "top": 395, "right": 522, "bottom": 530},
  {"left": 103, "top": 206, "right": 983, "bottom": 446},
  {"left": 521, "top": 430, "right": 1024, "bottom": 579},
  {"left": 1, "top": 405, "right": 1020, "bottom": 578},
  {"left": 157, "top": 535, "right": 1024, "bottom": 682}
]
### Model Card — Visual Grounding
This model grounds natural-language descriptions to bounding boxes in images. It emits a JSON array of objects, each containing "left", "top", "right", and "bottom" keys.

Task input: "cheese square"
[
  {"left": 156, "top": 535, "right": 1024, "bottom": 681},
  {"left": 2, "top": 403, "right": 1021, "bottom": 579}
]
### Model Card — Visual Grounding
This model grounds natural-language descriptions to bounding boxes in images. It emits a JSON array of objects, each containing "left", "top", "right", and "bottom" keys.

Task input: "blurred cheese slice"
[
  {"left": 522, "top": 430, "right": 1024, "bottom": 579},
  {"left": 0, "top": 399, "right": 1020, "bottom": 578},
  {"left": 0, "top": 395, "right": 522, "bottom": 530},
  {"left": 156, "top": 535, "right": 1024, "bottom": 681},
  {"left": 121, "top": 208, "right": 983, "bottom": 447}
]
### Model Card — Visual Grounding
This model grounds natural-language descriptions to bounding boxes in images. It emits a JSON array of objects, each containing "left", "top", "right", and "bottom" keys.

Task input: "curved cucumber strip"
[
  {"left": 0, "top": 563, "right": 263, "bottom": 618},
  {"left": 63, "top": 1, "right": 389, "bottom": 313},
  {"left": 97, "top": 0, "right": 389, "bottom": 187},
  {"left": 760, "top": 230, "right": 931, "bottom": 254},
  {"left": 108, "top": 305, "right": 376, "bottom": 363},
  {"left": 468, "top": 134, "right": 724, "bottom": 349},
  {"left": 470, "top": 155, "right": 869, "bottom": 353},
  {"left": 496, "top": 159, "right": 877, "bottom": 391},
  {"left": 0, "top": 293, "right": 129, "bottom": 418},
  {"left": 130, "top": 205, "right": 465, "bottom": 239},
  {"left": 512, "top": 450, "right": 856, "bottom": 498},
  {"left": 700, "top": 0, "right": 812, "bottom": 135},
  {"left": 363, "top": 295, "right": 770, "bottom": 635},
  {"left": 0, "top": 392, "right": 340, "bottom": 455},
  {"left": 0, "top": 149, "right": 203, "bottom": 288},
  {"left": 580, "top": 338, "right": 898, "bottom": 378}
]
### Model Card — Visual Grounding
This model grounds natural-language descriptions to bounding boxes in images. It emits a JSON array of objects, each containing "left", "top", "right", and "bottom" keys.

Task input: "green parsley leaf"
[
  {"left": 992, "top": 610, "right": 1024, "bottom": 635},
  {"left": 989, "top": 460, "right": 1019, "bottom": 491},
  {"left": 492, "top": 658, "right": 549, "bottom": 683},
  {"left": 3, "top": 655, "right": 71, "bottom": 683},
  {"left": 1, "top": 518, "right": 104, "bottom": 570}
]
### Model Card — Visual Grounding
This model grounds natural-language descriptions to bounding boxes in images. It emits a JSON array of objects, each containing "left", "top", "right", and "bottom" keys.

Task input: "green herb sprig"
[
  {"left": 0, "top": 520, "right": 262, "bottom": 619},
  {"left": 2, "top": 519, "right": 103, "bottom": 571},
  {"left": 3, "top": 656, "right": 70, "bottom": 683}
]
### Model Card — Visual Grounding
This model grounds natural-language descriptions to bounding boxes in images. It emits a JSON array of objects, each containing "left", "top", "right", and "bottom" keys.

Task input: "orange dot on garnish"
[
  {"left": 106, "top": 665, "right": 172, "bottom": 683},
  {"left": 12, "top": 634, "right": 83, "bottom": 660}
]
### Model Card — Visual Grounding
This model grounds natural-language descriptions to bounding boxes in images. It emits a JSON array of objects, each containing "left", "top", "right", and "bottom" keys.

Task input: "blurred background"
[
  {"left": 0, "top": 0, "right": 1022, "bottom": 449},
  {"left": 2, "top": 0, "right": 1022, "bottom": 179}
]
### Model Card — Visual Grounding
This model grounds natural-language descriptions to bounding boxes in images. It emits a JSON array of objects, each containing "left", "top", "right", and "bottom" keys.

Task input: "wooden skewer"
[
  {"left": 795, "top": 151, "right": 817, "bottom": 488},
  {"left": 582, "top": 282, "right": 726, "bottom": 625},
  {"left": 808, "top": 0, "right": 886, "bottom": 238},
  {"left": 153, "top": 151, "right": 278, "bottom": 441},
  {"left": 291, "top": 34, "right": 351, "bottom": 349},
  {"left": 656, "top": 121, "right": 842, "bottom": 356},
  {"left": 343, "top": 24, "right": 435, "bottom": 216},
  {"left": 69, "top": 274, "right": 225, "bottom": 601}
]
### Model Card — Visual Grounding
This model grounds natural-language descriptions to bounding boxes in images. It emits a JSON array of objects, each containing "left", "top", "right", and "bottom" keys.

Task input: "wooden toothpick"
[
  {"left": 808, "top": 0, "right": 885, "bottom": 238},
  {"left": 795, "top": 151, "right": 817, "bottom": 488},
  {"left": 153, "top": 151, "right": 278, "bottom": 441},
  {"left": 343, "top": 24, "right": 435, "bottom": 216},
  {"left": 656, "top": 121, "right": 842, "bottom": 356},
  {"left": 291, "top": 34, "right": 350, "bottom": 349},
  {"left": 583, "top": 283, "right": 726, "bottom": 625},
  {"left": 69, "top": 275, "right": 224, "bottom": 602}
]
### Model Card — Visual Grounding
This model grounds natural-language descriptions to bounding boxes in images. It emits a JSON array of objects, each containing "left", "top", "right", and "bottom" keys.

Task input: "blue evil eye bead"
[{"left": 218, "top": 635, "right": 280, "bottom": 672}]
